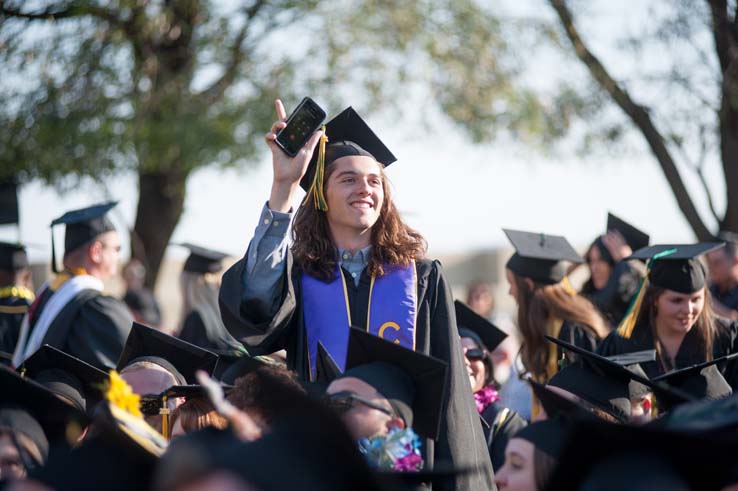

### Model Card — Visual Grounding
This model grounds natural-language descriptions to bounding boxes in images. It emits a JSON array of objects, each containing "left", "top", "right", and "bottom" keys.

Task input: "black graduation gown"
[
  {"left": 480, "top": 400, "right": 527, "bottom": 472},
  {"left": 30, "top": 288, "right": 132, "bottom": 370},
  {"left": 0, "top": 293, "right": 30, "bottom": 358},
  {"left": 597, "top": 318, "right": 738, "bottom": 389},
  {"left": 581, "top": 260, "right": 644, "bottom": 327},
  {"left": 219, "top": 254, "right": 497, "bottom": 491}
]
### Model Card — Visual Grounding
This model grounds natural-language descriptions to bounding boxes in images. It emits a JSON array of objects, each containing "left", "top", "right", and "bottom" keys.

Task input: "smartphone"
[{"left": 275, "top": 97, "right": 326, "bottom": 157}]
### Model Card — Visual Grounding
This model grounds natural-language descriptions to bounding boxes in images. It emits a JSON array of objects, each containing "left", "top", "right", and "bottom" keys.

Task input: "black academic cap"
[
  {"left": 455, "top": 300, "right": 508, "bottom": 352},
  {"left": 545, "top": 335, "right": 694, "bottom": 416},
  {"left": 316, "top": 341, "right": 342, "bottom": 384},
  {"left": 179, "top": 242, "right": 229, "bottom": 274},
  {"left": 513, "top": 418, "right": 570, "bottom": 460},
  {"left": 33, "top": 402, "right": 166, "bottom": 491},
  {"left": 22, "top": 344, "right": 108, "bottom": 413},
  {"left": 529, "top": 380, "right": 598, "bottom": 421},
  {"left": 606, "top": 213, "right": 650, "bottom": 251},
  {"left": 629, "top": 242, "right": 724, "bottom": 293},
  {"left": 300, "top": 107, "right": 397, "bottom": 192},
  {"left": 0, "top": 241, "right": 28, "bottom": 271},
  {"left": 218, "top": 355, "right": 268, "bottom": 385},
  {"left": 545, "top": 418, "right": 738, "bottom": 491},
  {"left": 504, "top": 229, "right": 583, "bottom": 285},
  {"left": 0, "top": 365, "right": 88, "bottom": 447},
  {"left": 653, "top": 391, "right": 738, "bottom": 433},
  {"left": 139, "top": 384, "right": 234, "bottom": 416},
  {"left": 123, "top": 289, "right": 162, "bottom": 326},
  {"left": 50, "top": 201, "right": 117, "bottom": 273},
  {"left": 342, "top": 327, "right": 448, "bottom": 440},
  {"left": 651, "top": 353, "right": 736, "bottom": 402},
  {"left": 117, "top": 322, "right": 219, "bottom": 384}
]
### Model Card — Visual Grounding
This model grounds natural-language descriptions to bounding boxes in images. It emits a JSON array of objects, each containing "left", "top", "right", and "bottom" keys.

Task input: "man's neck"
[{"left": 329, "top": 225, "right": 372, "bottom": 254}]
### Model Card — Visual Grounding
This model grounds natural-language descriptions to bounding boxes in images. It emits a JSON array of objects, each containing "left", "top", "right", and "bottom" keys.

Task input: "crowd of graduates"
[{"left": 1, "top": 99, "right": 738, "bottom": 491}]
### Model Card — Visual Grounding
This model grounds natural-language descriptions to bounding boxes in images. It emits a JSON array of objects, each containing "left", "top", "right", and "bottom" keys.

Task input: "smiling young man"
[{"left": 219, "top": 100, "right": 495, "bottom": 490}]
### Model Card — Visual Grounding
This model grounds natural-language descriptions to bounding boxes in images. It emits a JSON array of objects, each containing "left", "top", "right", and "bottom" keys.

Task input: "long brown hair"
[
  {"left": 638, "top": 285, "right": 717, "bottom": 371},
  {"left": 292, "top": 160, "right": 426, "bottom": 281},
  {"left": 513, "top": 272, "right": 608, "bottom": 380}
]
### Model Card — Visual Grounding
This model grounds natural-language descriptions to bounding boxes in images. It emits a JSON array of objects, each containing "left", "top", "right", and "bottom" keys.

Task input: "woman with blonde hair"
[
  {"left": 178, "top": 244, "right": 246, "bottom": 375},
  {"left": 503, "top": 229, "right": 609, "bottom": 415}
]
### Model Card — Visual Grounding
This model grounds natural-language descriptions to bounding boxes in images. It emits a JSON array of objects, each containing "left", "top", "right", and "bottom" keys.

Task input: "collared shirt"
[{"left": 241, "top": 203, "right": 372, "bottom": 311}]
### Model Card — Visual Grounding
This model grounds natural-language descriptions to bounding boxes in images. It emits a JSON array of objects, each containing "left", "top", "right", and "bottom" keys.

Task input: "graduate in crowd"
[
  {"left": 117, "top": 322, "right": 219, "bottom": 436},
  {"left": 0, "top": 242, "right": 34, "bottom": 359},
  {"left": 580, "top": 213, "right": 648, "bottom": 327},
  {"left": 324, "top": 328, "right": 447, "bottom": 472},
  {"left": 598, "top": 243, "right": 738, "bottom": 388},
  {"left": 706, "top": 231, "right": 738, "bottom": 321},
  {"left": 455, "top": 300, "right": 526, "bottom": 471},
  {"left": 12, "top": 202, "right": 132, "bottom": 370},
  {"left": 494, "top": 419, "right": 565, "bottom": 491},
  {"left": 122, "top": 258, "right": 162, "bottom": 329},
  {"left": 503, "top": 229, "right": 609, "bottom": 416},
  {"left": 177, "top": 243, "right": 246, "bottom": 375},
  {"left": 219, "top": 100, "right": 495, "bottom": 490}
]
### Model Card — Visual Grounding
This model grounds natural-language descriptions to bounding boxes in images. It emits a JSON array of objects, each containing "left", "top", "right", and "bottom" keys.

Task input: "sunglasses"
[
  {"left": 323, "top": 391, "right": 394, "bottom": 417},
  {"left": 465, "top": 348, "right": 485, "bottom": 361}
]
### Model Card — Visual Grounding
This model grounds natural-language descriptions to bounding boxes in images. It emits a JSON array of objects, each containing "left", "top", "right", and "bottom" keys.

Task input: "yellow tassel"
[
  {"left": 616, "top": 248, "right": 677, "bottom": 339},
  {"left": 306, "top": 126, "right": 329, "bottom": 211},
  {"left": 561, "top": 276, "right": 577, "bottom": 296},
  {"left": 104, "top": 370, "right": 142, "bottom": 418}
]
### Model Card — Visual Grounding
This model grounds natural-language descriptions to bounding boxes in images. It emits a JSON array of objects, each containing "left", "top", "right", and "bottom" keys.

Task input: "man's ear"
[
  {"left": 524, "top": 277, "right": 535, "bottom": 291},
  {"left": 386, "top": 417, "right": 405, "bottom": 432},
  {"left": 88, "top": 240, "right": 103, "bottom": 264}
]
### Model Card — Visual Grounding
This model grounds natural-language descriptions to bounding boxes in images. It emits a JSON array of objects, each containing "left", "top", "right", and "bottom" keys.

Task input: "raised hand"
[{"left": 265, "top": 99, "right": 324, "bottom": 212}]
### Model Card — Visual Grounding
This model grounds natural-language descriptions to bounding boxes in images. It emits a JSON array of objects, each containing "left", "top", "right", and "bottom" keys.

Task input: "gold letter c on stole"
[{"left": 378, "top": 322, "right": 401, "bottom": 344}]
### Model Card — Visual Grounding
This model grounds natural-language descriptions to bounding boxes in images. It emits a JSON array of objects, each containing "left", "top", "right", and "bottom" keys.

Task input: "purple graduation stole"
[{"left": 302, "top": 261, "right": 417, "bottom": 379}]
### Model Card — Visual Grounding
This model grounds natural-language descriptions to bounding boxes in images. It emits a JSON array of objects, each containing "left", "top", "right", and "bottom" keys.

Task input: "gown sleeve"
[
  {"left": 428, "top": 261, "right": 497, "bottom": 491},
  {"left": 67, "top": 294, "right": 133, "bottom": 370}
]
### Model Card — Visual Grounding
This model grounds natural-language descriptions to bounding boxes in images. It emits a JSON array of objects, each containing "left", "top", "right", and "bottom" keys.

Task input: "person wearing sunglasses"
[{"left": 456, "top": 300, "right": 527, "bottom": 472}]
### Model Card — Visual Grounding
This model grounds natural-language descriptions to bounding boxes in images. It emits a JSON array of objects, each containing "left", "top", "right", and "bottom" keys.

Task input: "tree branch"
[
  {"left": 0, "top": 2, "right": 122, "bottom": 26},
  {"left": 549, "top": 0, "right": 714, "bottom": 240},
  {"left": 199, "top": 0, "right": 268, "bottom": 104}
]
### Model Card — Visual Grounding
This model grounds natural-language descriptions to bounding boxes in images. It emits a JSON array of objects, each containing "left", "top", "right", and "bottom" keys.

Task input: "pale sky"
[{"left": 0, "top": 0, "right": 725, "bottom": 265}]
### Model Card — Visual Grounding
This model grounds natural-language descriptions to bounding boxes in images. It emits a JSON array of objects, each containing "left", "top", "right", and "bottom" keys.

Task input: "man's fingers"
[
  {"left": 275, "top": 99, "right": 287, "bottom": 121},
  {"left": 304, "top": 129, "right": 324, "bottom": 153}
]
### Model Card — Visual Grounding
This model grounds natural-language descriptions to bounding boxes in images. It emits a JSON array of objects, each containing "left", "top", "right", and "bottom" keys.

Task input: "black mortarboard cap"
[
  {"left": 653, "top": 392, "right": 738, "bottom": 433},
  {"left": 22, "top": 344, "right": 108, "bottom": 414},
  {"left": 513, "top": 418, "right": 570, "bottom": 460},
  {"left": 545, "top": 418, "right": 738, "bottom": 491},
  {"left": 300, "top": 107, "right": 396, "bottom": 192},
  {"left": 123, "top": 289, "right": 162, "bottom": 326},
  {"left": 544, "top": 335, "right": 695, "bottom": 412},
  {"left": 529, "top": 380, "right": 598, "bottom": 421},
  {"left": 117, "top": 322, "right": 219, "bottom": 384},
  {"left": 651, "top": 353, "right": 736, "bottom": 401},
  {"left": 605, "top": 349, "right": 656, "bottom": 366},
  {"left": 218, "top": 355, "right": 268, "bottom": 385},
  {"left": 49, "top": 201, "right": 117, "bottom": 273},
  {"left": 0, "top": 365, "right": 88, "bottom": 447},
  {"left": 342, "top": 327, "right": 448, "bottom": 439},
  {"left": 606, "top": 213, "right": 650, "bottom": 251},
  {"left": 504, "top": 229, "right": 583, "bottom": 285},
  {"left": 0, "top": 241, "right": 28, "bottom": 271},
  {"left": 455, "top": 300, "right": 508, "bottom": 352},
  {"left": 316, "top": 341, "right": 342, "bottom": 384},
  {"left": 139, "top": 384, "right": 234, "bottom": 416},
  {"left": 629, "top": 242, "right": 724, "bottom": 293},
  {"left": 179, "top": 243, "right": 229, "bottom": 274}
]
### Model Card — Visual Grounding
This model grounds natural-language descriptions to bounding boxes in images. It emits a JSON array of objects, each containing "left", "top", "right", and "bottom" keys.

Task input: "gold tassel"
[
  {"left": 616, "top": 248, "right": 677, "bottom": 339},
  {"left": 306, "top": 126, "right": 329, "bottom": 211},
  {"left": 561, "top": 276, "right": 577, "bottom": 296}
]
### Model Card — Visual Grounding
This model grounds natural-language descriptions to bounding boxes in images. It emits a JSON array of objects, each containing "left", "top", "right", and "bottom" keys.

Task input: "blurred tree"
[
  {"left": 547, "top": 0, "right": 738, "bottom": 239},
  {"left": 0, "top": 0, "right": 570, "bottom": 287}
]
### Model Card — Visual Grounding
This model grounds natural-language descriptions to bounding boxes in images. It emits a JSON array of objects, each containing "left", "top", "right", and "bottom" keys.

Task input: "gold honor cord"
[
  {"left": 616, "top": 248, "right": 678, "bottom": 339},
  {"left": 304, "top": 126, "right": 329, "bottom": 211},
  {"left": 0, "top": 286, "right": 35, "bottom": 302}
]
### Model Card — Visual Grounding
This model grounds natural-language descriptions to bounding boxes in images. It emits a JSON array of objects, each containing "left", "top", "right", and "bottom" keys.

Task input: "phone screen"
[{"left": 276, "top": 98, "right": 326, "bottom": 157}]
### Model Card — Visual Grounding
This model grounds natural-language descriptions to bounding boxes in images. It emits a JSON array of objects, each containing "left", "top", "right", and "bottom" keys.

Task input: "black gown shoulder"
[
  {"left": 0, "top": 294, "right": 31, "bottom": 357},
  {"left": 480, "top": 400, "right": 527, "bottom": 471}
]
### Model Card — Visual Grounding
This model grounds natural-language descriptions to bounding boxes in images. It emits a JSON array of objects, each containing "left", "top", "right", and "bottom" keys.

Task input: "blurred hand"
[{"left": 602, "top": 231, "right": 632, "bottom": 262}]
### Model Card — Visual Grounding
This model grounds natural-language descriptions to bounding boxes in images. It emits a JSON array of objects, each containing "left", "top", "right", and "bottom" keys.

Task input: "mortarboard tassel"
[
  {"left": 616, "top": 248, "right": 677, "bottom": 339},
  {"left": 307, "top": 126, "right": 329, "bottom": 211}
]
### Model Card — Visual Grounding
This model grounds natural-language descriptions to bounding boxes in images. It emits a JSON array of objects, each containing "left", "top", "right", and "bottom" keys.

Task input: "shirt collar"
[{"left": 337, "top": 246, "right": 372, "bottom": 267}]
